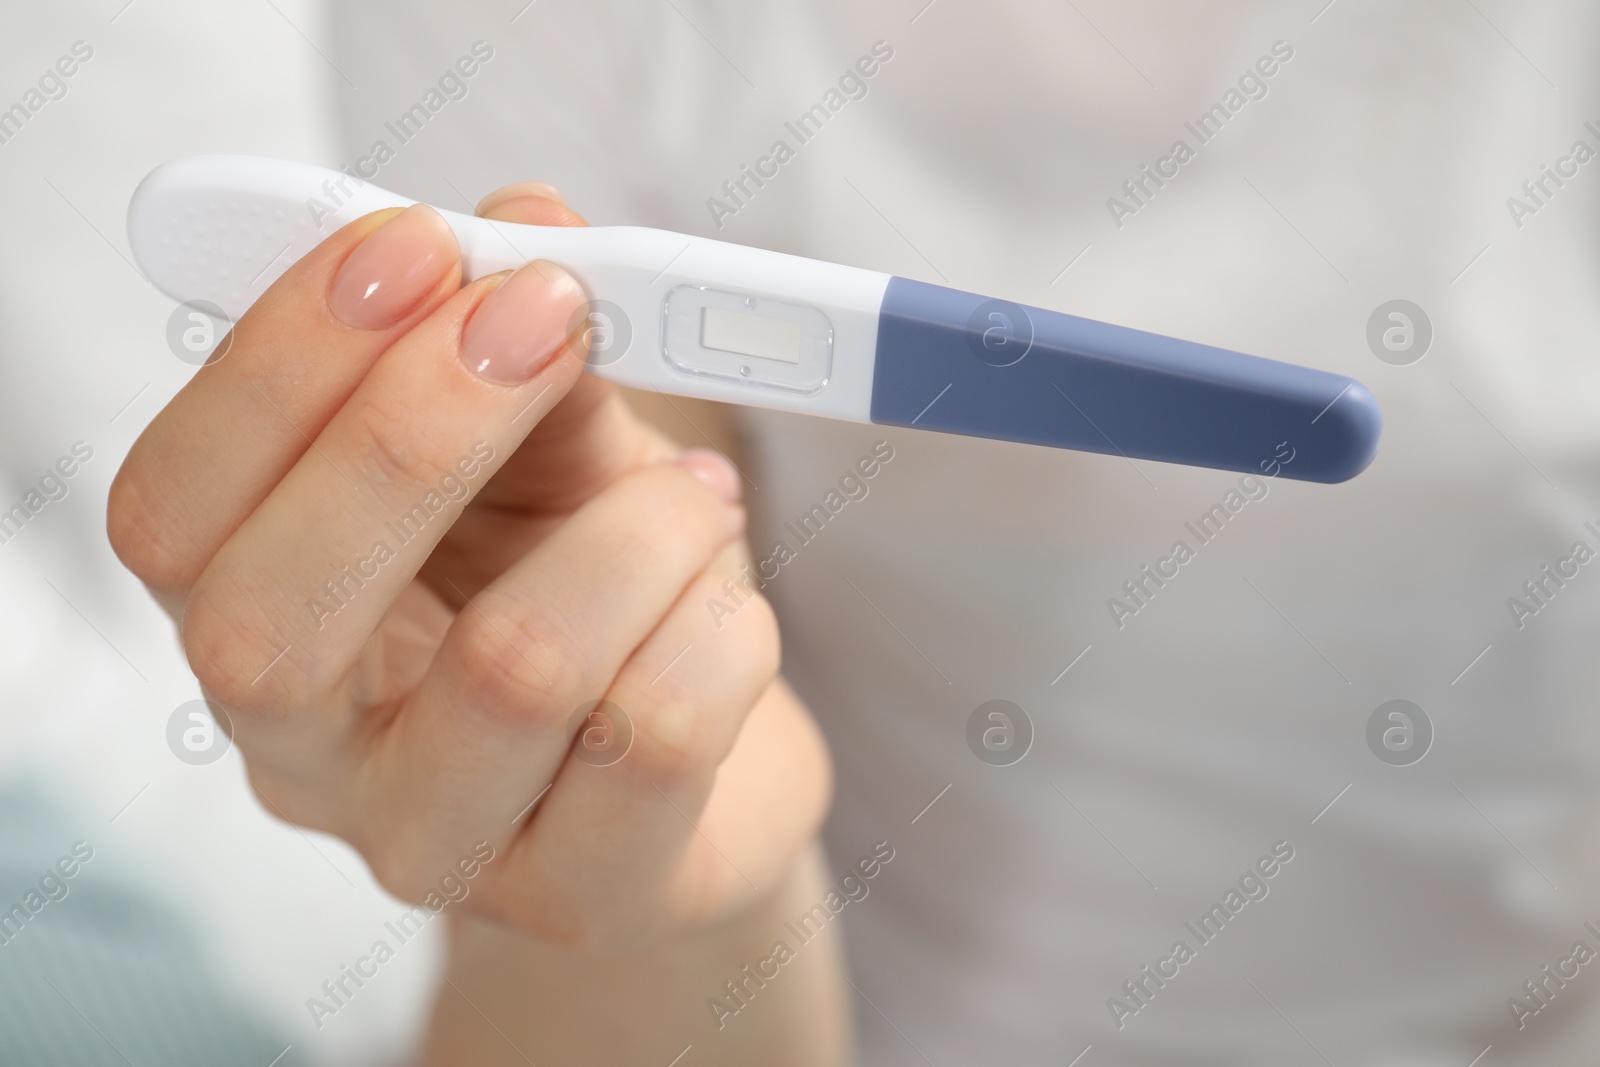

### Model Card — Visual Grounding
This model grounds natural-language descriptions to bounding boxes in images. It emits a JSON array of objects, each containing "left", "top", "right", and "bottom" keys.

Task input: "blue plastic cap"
[{"left": 870, "top": 277, "right": 1382, "bottom": 484}]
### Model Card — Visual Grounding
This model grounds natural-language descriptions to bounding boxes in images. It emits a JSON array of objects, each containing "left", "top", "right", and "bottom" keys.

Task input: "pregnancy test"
[{"left": 128, "top": 155, "right": 1381, "bottom": 482}]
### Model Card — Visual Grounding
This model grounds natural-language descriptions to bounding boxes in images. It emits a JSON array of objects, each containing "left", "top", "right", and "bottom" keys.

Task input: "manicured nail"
[
  {"left": 460, "top": 261, "right": 586, "bottom": 385},
  {"left": 328, "top": 205, "right": 458, "bottom": 330},
  {"left": 673, "top": 449, "right": 742, "bottom": 504},
  {"left": 477, "top": 181, "right": 566, "bottom": 215}
]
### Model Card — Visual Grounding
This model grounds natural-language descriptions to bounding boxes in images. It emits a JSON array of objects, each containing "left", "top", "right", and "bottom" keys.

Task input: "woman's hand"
[{"left": 107, "top": 184, "right": 832, "bottom": 951}]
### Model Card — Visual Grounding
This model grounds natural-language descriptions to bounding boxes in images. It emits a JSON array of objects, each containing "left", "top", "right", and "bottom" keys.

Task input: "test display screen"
[{"left": 700, "top": 307, "right": 804, "bottom": 364}]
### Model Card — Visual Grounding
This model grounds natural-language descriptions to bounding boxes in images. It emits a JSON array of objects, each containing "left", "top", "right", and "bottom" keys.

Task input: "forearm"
[{"left": 419, "top": 842, "right": 851, "bottom": 1066}]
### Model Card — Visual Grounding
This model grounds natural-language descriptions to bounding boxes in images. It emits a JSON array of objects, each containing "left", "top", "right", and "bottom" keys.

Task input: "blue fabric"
[{"left": 0, "top": 776, "right": 300, "bottom": 1067}]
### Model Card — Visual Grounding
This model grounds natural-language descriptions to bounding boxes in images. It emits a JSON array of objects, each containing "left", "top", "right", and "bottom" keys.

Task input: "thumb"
[{"left": 477, "top": 181, "right": 589, "bottom": 228}]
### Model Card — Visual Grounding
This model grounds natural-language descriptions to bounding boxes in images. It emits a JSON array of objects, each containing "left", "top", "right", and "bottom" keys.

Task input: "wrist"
[{"left": 422, "top": 842, "right": 850, "bottom": 1067}]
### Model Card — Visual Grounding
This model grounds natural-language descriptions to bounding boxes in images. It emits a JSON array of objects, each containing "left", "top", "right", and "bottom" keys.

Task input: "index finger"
[{"left": 109, "top": 204, "right": 462, "bottom": 601}]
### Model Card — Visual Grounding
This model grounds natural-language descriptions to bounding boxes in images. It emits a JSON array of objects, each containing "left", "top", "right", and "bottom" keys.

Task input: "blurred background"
[{"left": 5, "top": 1, "right": 1600, "bottom": 1064}]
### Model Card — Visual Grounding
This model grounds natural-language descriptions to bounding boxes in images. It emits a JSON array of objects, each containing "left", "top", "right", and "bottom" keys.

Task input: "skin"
[{"left": 108, "top": 186, "right": 846, "bottom": 1064}]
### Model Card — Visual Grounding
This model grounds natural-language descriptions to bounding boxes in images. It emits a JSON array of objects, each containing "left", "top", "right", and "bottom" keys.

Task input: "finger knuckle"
[
  {"left": 451, "top": 597, "right": 583, "bottom": 730},
  {"left": 726, "top": 587, "right": 782, "bottom": 672},
  {"left": 627, "top": 714, "right": 705, "bottom": 787},
  {"left": 182, "top": 579, "right": 295, "bottom": 718},
  {"left": 697, "top": 574, "right": 781, "bottom": 675},
  {"left": 626, "top": 715, "right": 708, "bottom": 786},
  {"left": 631, "top": 579, "right": 779, "bottom": 785},
  {"left": 106, "top": 466, "right": 195, "bottom": 593},
  {"left": 351, "top": 398, "right": 453, "bottom": 501}
]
